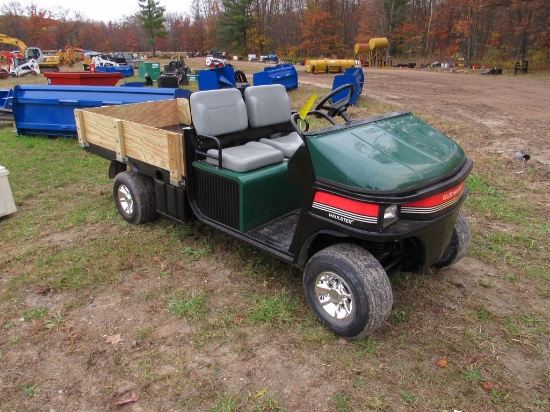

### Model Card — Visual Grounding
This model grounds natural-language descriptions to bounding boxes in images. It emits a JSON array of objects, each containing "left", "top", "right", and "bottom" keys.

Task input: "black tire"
[
  {"left": 433, "top": 212, "right": 471, "bottom": 268},
  {"left": 304, "top": 244, "right": 393, "bottom": 338},
  {"left": 113, "top": 171, "right": 157, "bottom": 224}
]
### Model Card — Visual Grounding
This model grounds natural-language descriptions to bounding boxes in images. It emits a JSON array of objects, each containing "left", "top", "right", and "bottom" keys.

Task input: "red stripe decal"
[
  {"left": 314, "top": 192, "right": 379, "bottom": 217},
  {"left": 404, "top": 181, "right": 466, "bottom": 208}
]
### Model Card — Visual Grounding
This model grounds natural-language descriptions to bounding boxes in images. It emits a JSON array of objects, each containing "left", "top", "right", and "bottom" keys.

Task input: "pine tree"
[
  {"left": 138, "top": 0, "right": 168, "bottom": 56},
  {"left": 219, "top": 0, "right": 253, "bottom": 56}
]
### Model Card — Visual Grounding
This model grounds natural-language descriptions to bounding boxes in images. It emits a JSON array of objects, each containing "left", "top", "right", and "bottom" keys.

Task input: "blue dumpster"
[
  {"left": 12, "top": 85, "right": 191, "bottom": 137},
  {"left": 252, "top": 64, "right": 298, "bottom": 90},
  {"left": 0, "top": 89, "right": 13, "bottom": 109},
  {"left": 331, "top": 67, "right": 364, "bottom": 105},
  {"left": 95, "top": 65, "right": 135, "bottom": 78},
  {"left": 198, "top": 67, "right": 237, "bottom": 91}
]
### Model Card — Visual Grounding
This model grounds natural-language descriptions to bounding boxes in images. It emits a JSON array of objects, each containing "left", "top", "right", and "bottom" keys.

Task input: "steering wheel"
[
  {"left": 315, "top": 83, "right": 355, "bottom": 122},
  {"left": 290, "top": 111, "right": 338, "bottom": 138}
]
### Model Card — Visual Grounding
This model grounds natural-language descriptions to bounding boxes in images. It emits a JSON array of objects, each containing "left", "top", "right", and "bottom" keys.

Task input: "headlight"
[{"left": 382, "top": 204, "right": 399, "bottom": 229}]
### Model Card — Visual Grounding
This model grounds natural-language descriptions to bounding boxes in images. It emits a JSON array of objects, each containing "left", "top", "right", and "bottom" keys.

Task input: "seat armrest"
[{"left": 195, "top": 133, "right": 223, "bottom": 169}]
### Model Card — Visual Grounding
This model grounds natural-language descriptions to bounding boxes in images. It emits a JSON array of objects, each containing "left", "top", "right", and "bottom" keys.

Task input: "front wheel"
[
  {"left": 433, "top": 212, "right": 471, "bottom": 268},
  {"left": 113, "top": 171, "right": 157, "bottom": 224},
  {"left": 304, "top": 244, "right": 393, "bottom": 338}
]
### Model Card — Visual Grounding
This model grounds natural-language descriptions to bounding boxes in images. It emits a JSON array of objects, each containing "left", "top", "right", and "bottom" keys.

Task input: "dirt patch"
[
  {"left": 294, "top": 67, "right": 550, "bottom": 166},
  {"left": 1, "top": 62, "right": 549, "bottom": 411}
]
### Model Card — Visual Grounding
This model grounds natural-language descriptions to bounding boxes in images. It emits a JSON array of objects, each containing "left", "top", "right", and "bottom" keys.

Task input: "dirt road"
[{"left": 298, "top": 67, "right": 550, "bottom": 165}]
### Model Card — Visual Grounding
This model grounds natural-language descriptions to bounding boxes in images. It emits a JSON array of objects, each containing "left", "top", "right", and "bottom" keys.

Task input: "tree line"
[{"left": 1, "top": 0, "right": 548, "bottom": 68}]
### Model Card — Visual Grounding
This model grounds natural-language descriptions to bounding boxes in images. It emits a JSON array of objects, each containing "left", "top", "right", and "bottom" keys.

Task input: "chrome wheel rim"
[
  {"left": 314, "top": 271, "right": 354, "bottom": 321},
  {"left": 117, "top": 184, "right": 134, "bottom": 215}
]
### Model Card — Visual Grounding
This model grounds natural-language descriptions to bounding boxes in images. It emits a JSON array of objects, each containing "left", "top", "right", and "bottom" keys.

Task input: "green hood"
[{"left": 306, "top": 113, "right": 465, "bottom": 191}]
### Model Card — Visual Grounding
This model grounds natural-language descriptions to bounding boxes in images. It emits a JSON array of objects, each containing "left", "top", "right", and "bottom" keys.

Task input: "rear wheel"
[
  {"left": 433, "top": 212, "right": 471, "bottom": 268},
  {"left": 304, "top": 244, "right": 393, "bottom": 338},
  {"left": 113, "top": 171, "right": 157, "bottom": 224}
]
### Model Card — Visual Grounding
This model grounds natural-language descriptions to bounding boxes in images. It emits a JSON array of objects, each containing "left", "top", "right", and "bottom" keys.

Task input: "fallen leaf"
[
  {"left": 115, "top": 395, "right": 139, "bottom": 407},
  {"left": 481, "top": 381, "right": 495, "bottom": 391},
  {"left": 37, "top": 286, "right": 51, "bottom": 295},
  {"left": 105, "top": 334, "right": 122, "bottom": 345},
  {"left": 436, "top": 359, "right": 448, "bottom": 368}
]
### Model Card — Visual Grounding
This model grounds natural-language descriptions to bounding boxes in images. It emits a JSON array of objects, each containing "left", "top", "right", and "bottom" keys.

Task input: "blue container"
[
  {"left": 12, "top": 85, "right": 191, "bottom": 137},
  {"left": 331, "top": 67, "right": 364, "bottom": 105},
  {"left": 120, "top": 81, "right": 144, "bottom": 87},
  {"left": 0, "top": 89, "right": 14, "bottom": 109},
  {"left": 252, "top": 64, "right": 298, "bottom": 90},
  {"left": 95, "top": 65, "right": 135, "bottom": 77},
  {"left": 198, "top": 67, "right": 237, "bottom": 91}
]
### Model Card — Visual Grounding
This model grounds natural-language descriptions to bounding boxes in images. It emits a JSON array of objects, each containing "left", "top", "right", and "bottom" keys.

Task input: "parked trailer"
[{"left": 76, "top": 84, "right": 472, "bottom": 338}]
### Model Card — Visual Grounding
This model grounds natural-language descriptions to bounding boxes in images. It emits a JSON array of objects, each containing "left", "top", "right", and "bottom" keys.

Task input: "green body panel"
[
  {"left": 193, "top": 161, "right": 304, "bottom": 232},
  {"left": 306, "top": 113, "right": 465, "bottom": 191}
]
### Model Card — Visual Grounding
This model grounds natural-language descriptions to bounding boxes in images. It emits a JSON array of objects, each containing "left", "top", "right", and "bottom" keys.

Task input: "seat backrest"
[
  {"left": 190, "top": 88, "right": 248, "bottom": 136},
  {"left": 244, "top": 84, "right": 291, "bottom": 128}
]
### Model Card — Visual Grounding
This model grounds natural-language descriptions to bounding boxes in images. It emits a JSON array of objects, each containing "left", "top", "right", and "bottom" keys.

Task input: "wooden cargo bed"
[{"left": 75, "top": 98, "right": 191, "bottom": 186}]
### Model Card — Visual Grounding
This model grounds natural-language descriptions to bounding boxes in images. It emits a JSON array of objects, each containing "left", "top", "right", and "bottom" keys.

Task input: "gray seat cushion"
[
  {"left": 260, "top": 132, "right": 303, "bottom": 158},
  {"left": 244, "top": 84, "right": 291, "bottom": 127},
  {"left": 207, "top": 141, "right": 284, "bottom": 172},
  {"left": 190, "top": 88, "right": 248, "bottom": 136}
]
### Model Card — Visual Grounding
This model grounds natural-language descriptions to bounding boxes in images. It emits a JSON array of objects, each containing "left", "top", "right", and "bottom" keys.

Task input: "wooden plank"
[
  {"left": 114, "top": 119, "right": 125, "bottom": 161},
  {"left": 79, "top": 111, "right": 118, "bottom": 152},
  {"left": 176, "top": 98, "right": 192, "bottom": 125},
  {"left": 167, "top": 132, "right": 185, "bottom": 184},
  {"left": 84, "top": 99, "right": 179, "bottom": 128},
  {"left": 74, "top": 109, "right": 87, "bottom": 146}
]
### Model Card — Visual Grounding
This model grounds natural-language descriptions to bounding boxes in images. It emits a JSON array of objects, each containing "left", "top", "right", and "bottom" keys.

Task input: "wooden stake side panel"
[
  {"left": 82, "top": 99, "right": 184, "bottom": 128},
  {"left": 176, "top": 98, "right": 192, "bottom": 125},
  {"left": 74, "top": 109, "right": 87, "bottom": 146},
  {"left": 79, "top": 110, "right": 185, "bottom": 181},
  {"left": 79, "top": 111, "right": 118, "bottom": 152}
]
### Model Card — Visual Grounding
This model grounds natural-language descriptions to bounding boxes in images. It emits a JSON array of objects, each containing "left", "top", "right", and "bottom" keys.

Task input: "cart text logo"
[
  {"left": 442, "top": 183, "right": 465, "bottom": 202},
  {"left": 329, "top": 213, "right": 354, "bottom": 225}
]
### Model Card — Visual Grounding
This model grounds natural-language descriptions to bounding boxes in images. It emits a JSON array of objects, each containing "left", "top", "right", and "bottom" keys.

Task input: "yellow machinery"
[
  {"left": 305, "top": 58, "right": 356, "bottom": 74},
  {"left": 354, "top": 38, "right": 391, "bottom": 67},
  {"left": 57, "top": 47, "right": 77, "bottom": 66},
  {"left": 0, "top": 33, "right": 59, "bottom": 71}
]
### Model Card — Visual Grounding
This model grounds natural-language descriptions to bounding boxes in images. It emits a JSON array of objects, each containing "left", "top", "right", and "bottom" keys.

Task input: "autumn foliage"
[{"left": 0, "top": 0, "right": 548, "bottom": 68}]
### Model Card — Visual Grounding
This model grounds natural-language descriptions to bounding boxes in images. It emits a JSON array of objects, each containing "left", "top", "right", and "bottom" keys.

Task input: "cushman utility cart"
[{"left": 75, "top": 84, "right": 472, "bottom": 338}]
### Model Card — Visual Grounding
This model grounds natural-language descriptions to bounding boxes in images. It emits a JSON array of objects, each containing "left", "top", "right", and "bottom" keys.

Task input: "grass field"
[{"left": 0, "top": 62, "right": 548, "bottom": 411}]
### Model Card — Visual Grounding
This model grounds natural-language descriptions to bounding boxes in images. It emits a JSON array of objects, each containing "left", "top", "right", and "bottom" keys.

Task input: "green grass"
[
  {"left": 168, "top": 289, "right": 207, "bottom": 320},
  {"left": 249, "top": 291, "right": 297, "bottom": 327},
  {"left": 1, "top": 79, "right": 549, "bottom": 412}
]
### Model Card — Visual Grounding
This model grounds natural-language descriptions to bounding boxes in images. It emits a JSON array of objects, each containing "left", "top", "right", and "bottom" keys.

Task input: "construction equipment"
[
  {"left": 0, "top": 51, "right": 40, "bottom": 77},
  {"left": 57, "top": 47, "right": 81, "bottom": 66},
  {"left": 0, "top": 33, "right": 59, "bottom": 72}
]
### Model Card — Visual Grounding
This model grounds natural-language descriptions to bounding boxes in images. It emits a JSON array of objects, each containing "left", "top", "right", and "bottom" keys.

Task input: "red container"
[{"left": 44, "top": 72, "right": 123, "bottom": 86}]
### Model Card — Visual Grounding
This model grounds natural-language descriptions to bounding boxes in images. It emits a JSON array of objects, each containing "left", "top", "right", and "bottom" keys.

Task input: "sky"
[{"left": 19, "top": 0, "right": 194, "bottom": 22}]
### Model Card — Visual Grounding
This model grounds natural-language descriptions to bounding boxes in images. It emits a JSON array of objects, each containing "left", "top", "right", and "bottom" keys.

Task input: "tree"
[
  {"left": 219, "top": 0, "right": 253, "bottom": 55},
  {"left": 138, "top": 0, "right": 168, "bottom": 55},
  {"left": 300, "top": 4, "right": 345, "bottom": 57}
]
